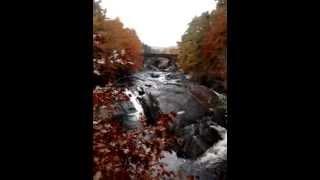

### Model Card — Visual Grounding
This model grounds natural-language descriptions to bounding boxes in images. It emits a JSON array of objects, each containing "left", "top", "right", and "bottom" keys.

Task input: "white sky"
[{"left": 101, "top": 0, "right": 216, "bottom": 47}]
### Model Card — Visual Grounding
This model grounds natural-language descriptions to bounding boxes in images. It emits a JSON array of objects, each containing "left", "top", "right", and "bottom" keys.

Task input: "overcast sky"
[{"left": 101, "top": 0, "right": 216, "bottom": 47}]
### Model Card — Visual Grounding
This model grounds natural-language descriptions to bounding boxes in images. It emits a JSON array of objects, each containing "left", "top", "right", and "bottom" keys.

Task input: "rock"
[
  {"left": 150, "top": 72, "right": 160, "bottom": 78},
  {"left": 139, "top": 93, "right": 160, "bottom": 124},
  {"left": 174, "top": 117, "right": 223, "bottom": 159},
  {"left": 199, "top": 119, "right": 222, "bottom": 145},
  {"left": 120, "top": 101, "right": 137, "bottom": 114},
  {"left": 164, "top": 65, "right": 177, "bottom": 72},
  {"left": 146, "top": 64, "right": 160, "bottom": 71},
  {"left": 210, "top": 107, "right": 227, "bottom": 128},
  {"left": 183, "top": 154, "right": 227, "bottom": 180},
  {"left": 165, "top": 73, "right": 179, "bottom": 80},
  {"left": 137, "top": 86, "right": 145, "bottom": 95},
  {"left": 178, "top": 126, "right": 227, "bottom": 180},
  {"left": 132, "top": 78, "right": 227, "bottom": 160},
  {"left": 126, "top": 71, "right": 227, "bottom": 160}
]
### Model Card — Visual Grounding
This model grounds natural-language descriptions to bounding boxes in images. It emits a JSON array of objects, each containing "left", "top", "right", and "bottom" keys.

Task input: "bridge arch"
[
  {"left": 142, "top": 53, "right": 178, "bottom": 70},
  {"left": 142, "top": 53, "right": 178, "bottom": 62}
]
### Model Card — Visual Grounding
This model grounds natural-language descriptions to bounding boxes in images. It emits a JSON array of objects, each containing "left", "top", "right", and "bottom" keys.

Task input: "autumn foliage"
[
  {"left": 202, "top": 2, "right": 227, "bottom": 85},
  {"left": 93, "top": 0, "right": 143, "bottom": 84},
  {"left": 93, "top": 87, "right": 177, "bottom": 180},
  {"left": 178, "top": 0, "right": 227, "bottom": 92}
]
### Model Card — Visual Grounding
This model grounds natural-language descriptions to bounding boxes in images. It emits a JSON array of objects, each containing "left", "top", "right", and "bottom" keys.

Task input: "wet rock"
[
  {"left": 129, "top": 72, "right": 227, "bottom": 160},
  {"left": 146, "top": 65, "right": 160, "bottom": 71},
  {"left": 210, "top": 107, "right": 227, "bottom": 128},
  {"left": 199, "top": 119, "right": 223, "bottom": 145},
  {"left": 165, "top": 82, "right": 183, "bottom": 87},
  {"left": 120, "top": 101, "right": 137, "bottom": 114},
  {"left": 165, "top": 73, "right": 179, "bottom": 80},
  {"left": 181, "top": 153, "right": 227, "bottom": 180},
  {"left": 150, "top": 72, "right": 160, "bottom": 78},
  {"left": 208, "top": 92, "right": 227, "bottom": 128},
  {"left": 174, "top": 117, "right": 223, "bottom": 159},
  {"left": 139, "top": 93, "right": 160, "bottom": 124},
  {"left": 179, "top": 125, "right": 227, "bottom": 180},
  {"left": 173, "top": 103, "right": 226, "bottom": 159},
  {"left": 164, "top": 65, "right": 177, "bottom": 72},
  {"left": 137, "top": 86, "right": 145, "bottom": 95}
]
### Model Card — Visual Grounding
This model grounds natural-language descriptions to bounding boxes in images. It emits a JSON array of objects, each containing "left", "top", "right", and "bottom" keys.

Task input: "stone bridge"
[
  {"left": 142, "top": 53, "right": 178, "bottom": 70},
  {"left": 143, "top": 53, "right": 178, "bottom": 62}
]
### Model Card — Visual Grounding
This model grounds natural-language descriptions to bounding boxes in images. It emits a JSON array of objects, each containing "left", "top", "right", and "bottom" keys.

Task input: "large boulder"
[
  {"left": 133, "top": 77, "right": 227, "bottom": 160},
  {"left": 174, "top": 117, "right": 224, "bottom": 159},
  {"left": 179, "top": 125, "right": 227, "bottom": 180},
  {"left": 138, "top": 92, "right": 161, "bottom": 124},
  {"left": 171, "top": 86, "right": 227, "bottom": 160}
]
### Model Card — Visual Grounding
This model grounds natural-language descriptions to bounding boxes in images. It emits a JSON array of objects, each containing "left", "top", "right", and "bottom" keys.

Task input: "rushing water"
[
  {"left": 104, "top": 56, "right": 227, "bottom": 179},
  {"left": 124, "top": 89, "right": 145, "bottom": 119}
]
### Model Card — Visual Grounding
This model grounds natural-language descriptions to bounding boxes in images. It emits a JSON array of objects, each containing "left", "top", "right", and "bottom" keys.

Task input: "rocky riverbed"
[{"left": 96, "top": 56, "right": 227, "bottom": 180}]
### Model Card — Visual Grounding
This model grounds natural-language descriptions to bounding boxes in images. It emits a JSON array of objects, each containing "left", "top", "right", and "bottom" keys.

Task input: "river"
[{"left": 97, "top": 56, "right": 227, "bottom": 180}]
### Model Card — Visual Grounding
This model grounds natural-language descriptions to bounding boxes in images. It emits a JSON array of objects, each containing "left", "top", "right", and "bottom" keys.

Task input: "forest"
[
  {"left": 93, "top": 0, "right": 227, "bottom": 179},
  {"left": 93, "top": 0, "right": 143, "bottom": 85},
  {"left": 178, "top": 0, "right": 227, "bottom": 93}
]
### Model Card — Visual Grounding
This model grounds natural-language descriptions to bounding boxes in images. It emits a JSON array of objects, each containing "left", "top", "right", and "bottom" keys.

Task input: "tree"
[
  {"left": 177, "top": 12, "right": 210, "bottom": 77},
  {"left": 93, "top": 0, "right": 143, "bottom": 85},
  {"left": 177, "top": 2, "right": 227, "bottom": 93},
  {"left": 201, "top": 0, "right": 227, "bottom": 91},
  {"left": 202, "top": 8, "right": 226, "bottom": 78},
  {"left": 93, "top": 87, "right": 176, "bottom": 179}
]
